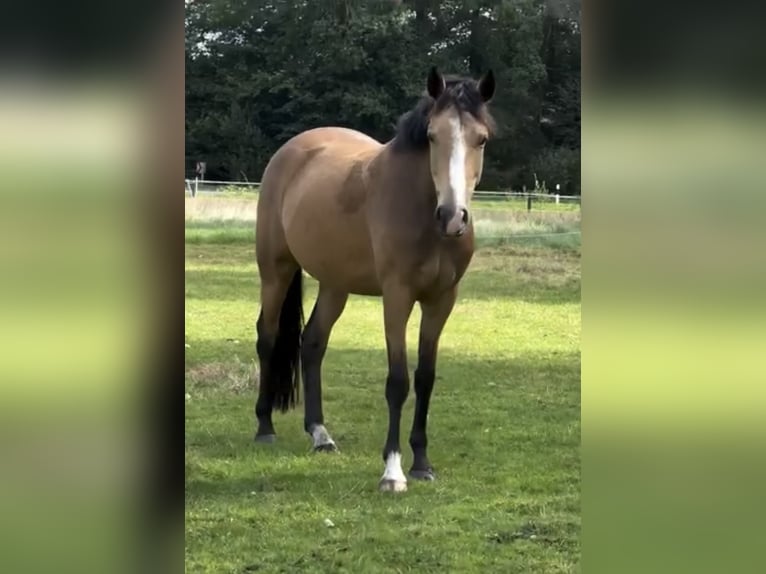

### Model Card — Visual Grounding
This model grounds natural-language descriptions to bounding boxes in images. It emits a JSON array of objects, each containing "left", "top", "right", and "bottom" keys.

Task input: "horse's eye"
[
  {"left": 477, "top": 136, "right": 488, "bottom": 147},
  {"left": 427, "top": 132, "right": 435, "bottom": 143}
]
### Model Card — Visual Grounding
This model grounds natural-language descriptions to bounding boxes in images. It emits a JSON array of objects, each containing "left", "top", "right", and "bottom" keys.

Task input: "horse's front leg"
[
  {"left": 379, "top": 285, "right": 415, "bottom": 492},
  {"left": 409, "top": 287, "right": 457, "bottom": 481}
]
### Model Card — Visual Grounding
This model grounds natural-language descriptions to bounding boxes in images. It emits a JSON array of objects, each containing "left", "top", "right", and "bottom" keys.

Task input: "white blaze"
[{"left": 447, "top": 115, "right": 467, "bottom": 207}]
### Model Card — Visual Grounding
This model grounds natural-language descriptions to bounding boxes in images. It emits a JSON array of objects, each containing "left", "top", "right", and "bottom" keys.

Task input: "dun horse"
[{"left": 254, "top": 67, "right": 495, "bottom": 492}]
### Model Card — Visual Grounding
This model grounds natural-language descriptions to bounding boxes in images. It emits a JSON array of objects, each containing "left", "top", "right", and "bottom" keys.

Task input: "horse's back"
[
  {"left": 258, "top": 127, "right": 383, "bottom": 294},
  {"left": 259, "top": 127, "right": 379, "bottom": 200},
  {"left": 294, "top": 126, "right": 381, "bottom": 150}
]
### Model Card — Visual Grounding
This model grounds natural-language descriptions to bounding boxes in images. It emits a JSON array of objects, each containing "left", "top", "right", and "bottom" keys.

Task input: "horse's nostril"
[
  {"left": 460, "top": 208, "right": 469, "bottom": 224},
  {"left": 434, "top": 206, "right": 444, "bottom": 222}
]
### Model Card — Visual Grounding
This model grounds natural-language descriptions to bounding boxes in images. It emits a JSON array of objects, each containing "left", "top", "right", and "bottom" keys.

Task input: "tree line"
[{"left": 185, "top": 0, "right": 581, "bottom": 194}]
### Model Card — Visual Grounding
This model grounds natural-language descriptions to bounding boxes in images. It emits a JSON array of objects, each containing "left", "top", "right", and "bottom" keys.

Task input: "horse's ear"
[
  {"left": 427, "top": 66, "right": 445, "bottom": 99},
  {"left": 478, "top": 69, "right": 495, "bottom": 103}
]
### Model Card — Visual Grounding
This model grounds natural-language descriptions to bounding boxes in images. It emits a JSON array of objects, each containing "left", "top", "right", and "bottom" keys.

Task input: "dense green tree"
[{"left": 185, "top": 0, "right": 580, "bottom": 193}]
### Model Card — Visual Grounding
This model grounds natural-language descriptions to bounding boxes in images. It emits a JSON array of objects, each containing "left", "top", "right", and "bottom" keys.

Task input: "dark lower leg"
[
  {"left": 302, "top": 287, "right": 347, "bottom": 448},
  {"left": 301, "top": 316, "right": 325, "bottom": 432},
  {"left": 302, "top": 319, "right": 335, "bottom": 450},
  {"left": 383, "top": 359, "right": 409, "bottom": 461},
  {"left": 253, "top": 259, "right": 298, "bottom": 441},
  {"left": 408, "top": 289, "right": 456, "bottom": 478},
  {"left": 255, "top": 312, "right": 277, "bottom": 438},
  {"left": 409, "top": 361, "right": 435, "bottom": 475},
  {"left": 378, "top": 287, "right": 414, "bottom": 491},
  {"left": 379, "top": 355, "right": 409, "bottom": 492}
]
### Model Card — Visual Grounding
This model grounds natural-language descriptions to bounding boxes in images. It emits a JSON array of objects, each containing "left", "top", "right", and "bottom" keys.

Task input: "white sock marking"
[
  {"left": 310, "top": 424, "right": 334, "bottom": 448},
  {"left": 381, "top": 451, "right": 407, "bottom": 483}
]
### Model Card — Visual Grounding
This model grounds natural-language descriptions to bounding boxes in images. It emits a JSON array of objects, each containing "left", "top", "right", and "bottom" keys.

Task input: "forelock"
[
  {"left": 392, "top": 75, "right": 495, "bottom": 152},
  {"left": 433, "top": 77, "right": 484, "bottom": 116}
]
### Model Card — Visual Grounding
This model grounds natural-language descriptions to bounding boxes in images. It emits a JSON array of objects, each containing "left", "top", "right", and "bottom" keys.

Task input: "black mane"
[{"left": 392, "top": 76, "right": 494, "bottom": 151}]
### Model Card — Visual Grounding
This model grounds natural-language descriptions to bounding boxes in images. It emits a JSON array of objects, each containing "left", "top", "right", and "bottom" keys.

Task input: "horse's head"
[{"left": 425, "top": 67, "right": 495, "bottom": 237}]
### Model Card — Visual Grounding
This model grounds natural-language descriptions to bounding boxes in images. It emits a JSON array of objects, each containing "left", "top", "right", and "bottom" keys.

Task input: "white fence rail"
[{"left": 184, "top": 178, "right": 581, "bottom": 207}]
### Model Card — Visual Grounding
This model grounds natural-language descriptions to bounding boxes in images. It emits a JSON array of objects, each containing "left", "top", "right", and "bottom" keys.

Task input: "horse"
[{"left": 253, "top": 67, "right": 496, "bottom": 492}]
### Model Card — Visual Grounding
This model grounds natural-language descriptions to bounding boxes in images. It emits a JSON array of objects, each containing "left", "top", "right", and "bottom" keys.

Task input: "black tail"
[{"left": 271, "top": 269, "right": 304, "bottom": 412}]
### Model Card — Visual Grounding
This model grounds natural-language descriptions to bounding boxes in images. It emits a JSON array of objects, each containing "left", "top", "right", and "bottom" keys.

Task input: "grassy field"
[
  {"left": 186, "top": 187, "right": 580, "bottom": 213},
  {"left": 185, "top": 203, "right": 581, "bottom": 572}
]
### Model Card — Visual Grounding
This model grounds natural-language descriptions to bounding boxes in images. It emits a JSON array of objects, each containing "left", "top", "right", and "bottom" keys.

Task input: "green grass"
[
  {"left": 472, "top": 196, "right": 580, "bottom": 213},
  {"left": 185, "top": 216, "right": 581, "bottom": 572},
  {"left": 185, "top": 199, "right": 581, "bottom": 251}
]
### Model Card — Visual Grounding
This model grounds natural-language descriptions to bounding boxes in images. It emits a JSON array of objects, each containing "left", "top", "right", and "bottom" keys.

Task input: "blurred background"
[
  {"left": 0, "top": 2, "right": 181, "bottom": 574},
  {"left": 585, "top": 2, "right": 766, "bottom": 573}
]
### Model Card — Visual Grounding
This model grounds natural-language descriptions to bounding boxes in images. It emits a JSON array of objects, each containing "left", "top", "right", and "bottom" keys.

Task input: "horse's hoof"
[
  {"left": 379, "top": 478, "right": 408, "bottom": 493},
  {"left": 254, "top": 433, "right": 276, "bottom": 444},
  {"left": 409, "top": 468, "right": 436, "bottom": 481},
  {"left": 312, "top": 442, "right": 338, "bottom": 453}
]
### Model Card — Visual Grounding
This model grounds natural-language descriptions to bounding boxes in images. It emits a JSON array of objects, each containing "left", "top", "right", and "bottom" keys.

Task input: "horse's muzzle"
[{"left": 435, "top": 205, "right": 469, "bottom": 237}]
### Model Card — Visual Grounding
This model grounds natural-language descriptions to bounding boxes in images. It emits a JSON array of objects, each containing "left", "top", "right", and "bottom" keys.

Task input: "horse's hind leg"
[
  {"left": 302, "top": 284, "right": 348, "bottom": 451},
  {"left": 254, "top": 260, "right": 301, "bottom": 442}
]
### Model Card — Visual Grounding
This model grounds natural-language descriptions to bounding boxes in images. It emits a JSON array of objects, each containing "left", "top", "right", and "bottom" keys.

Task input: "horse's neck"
[{"left": 368, "top": 144, "right": 435, "bottom": 202}]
